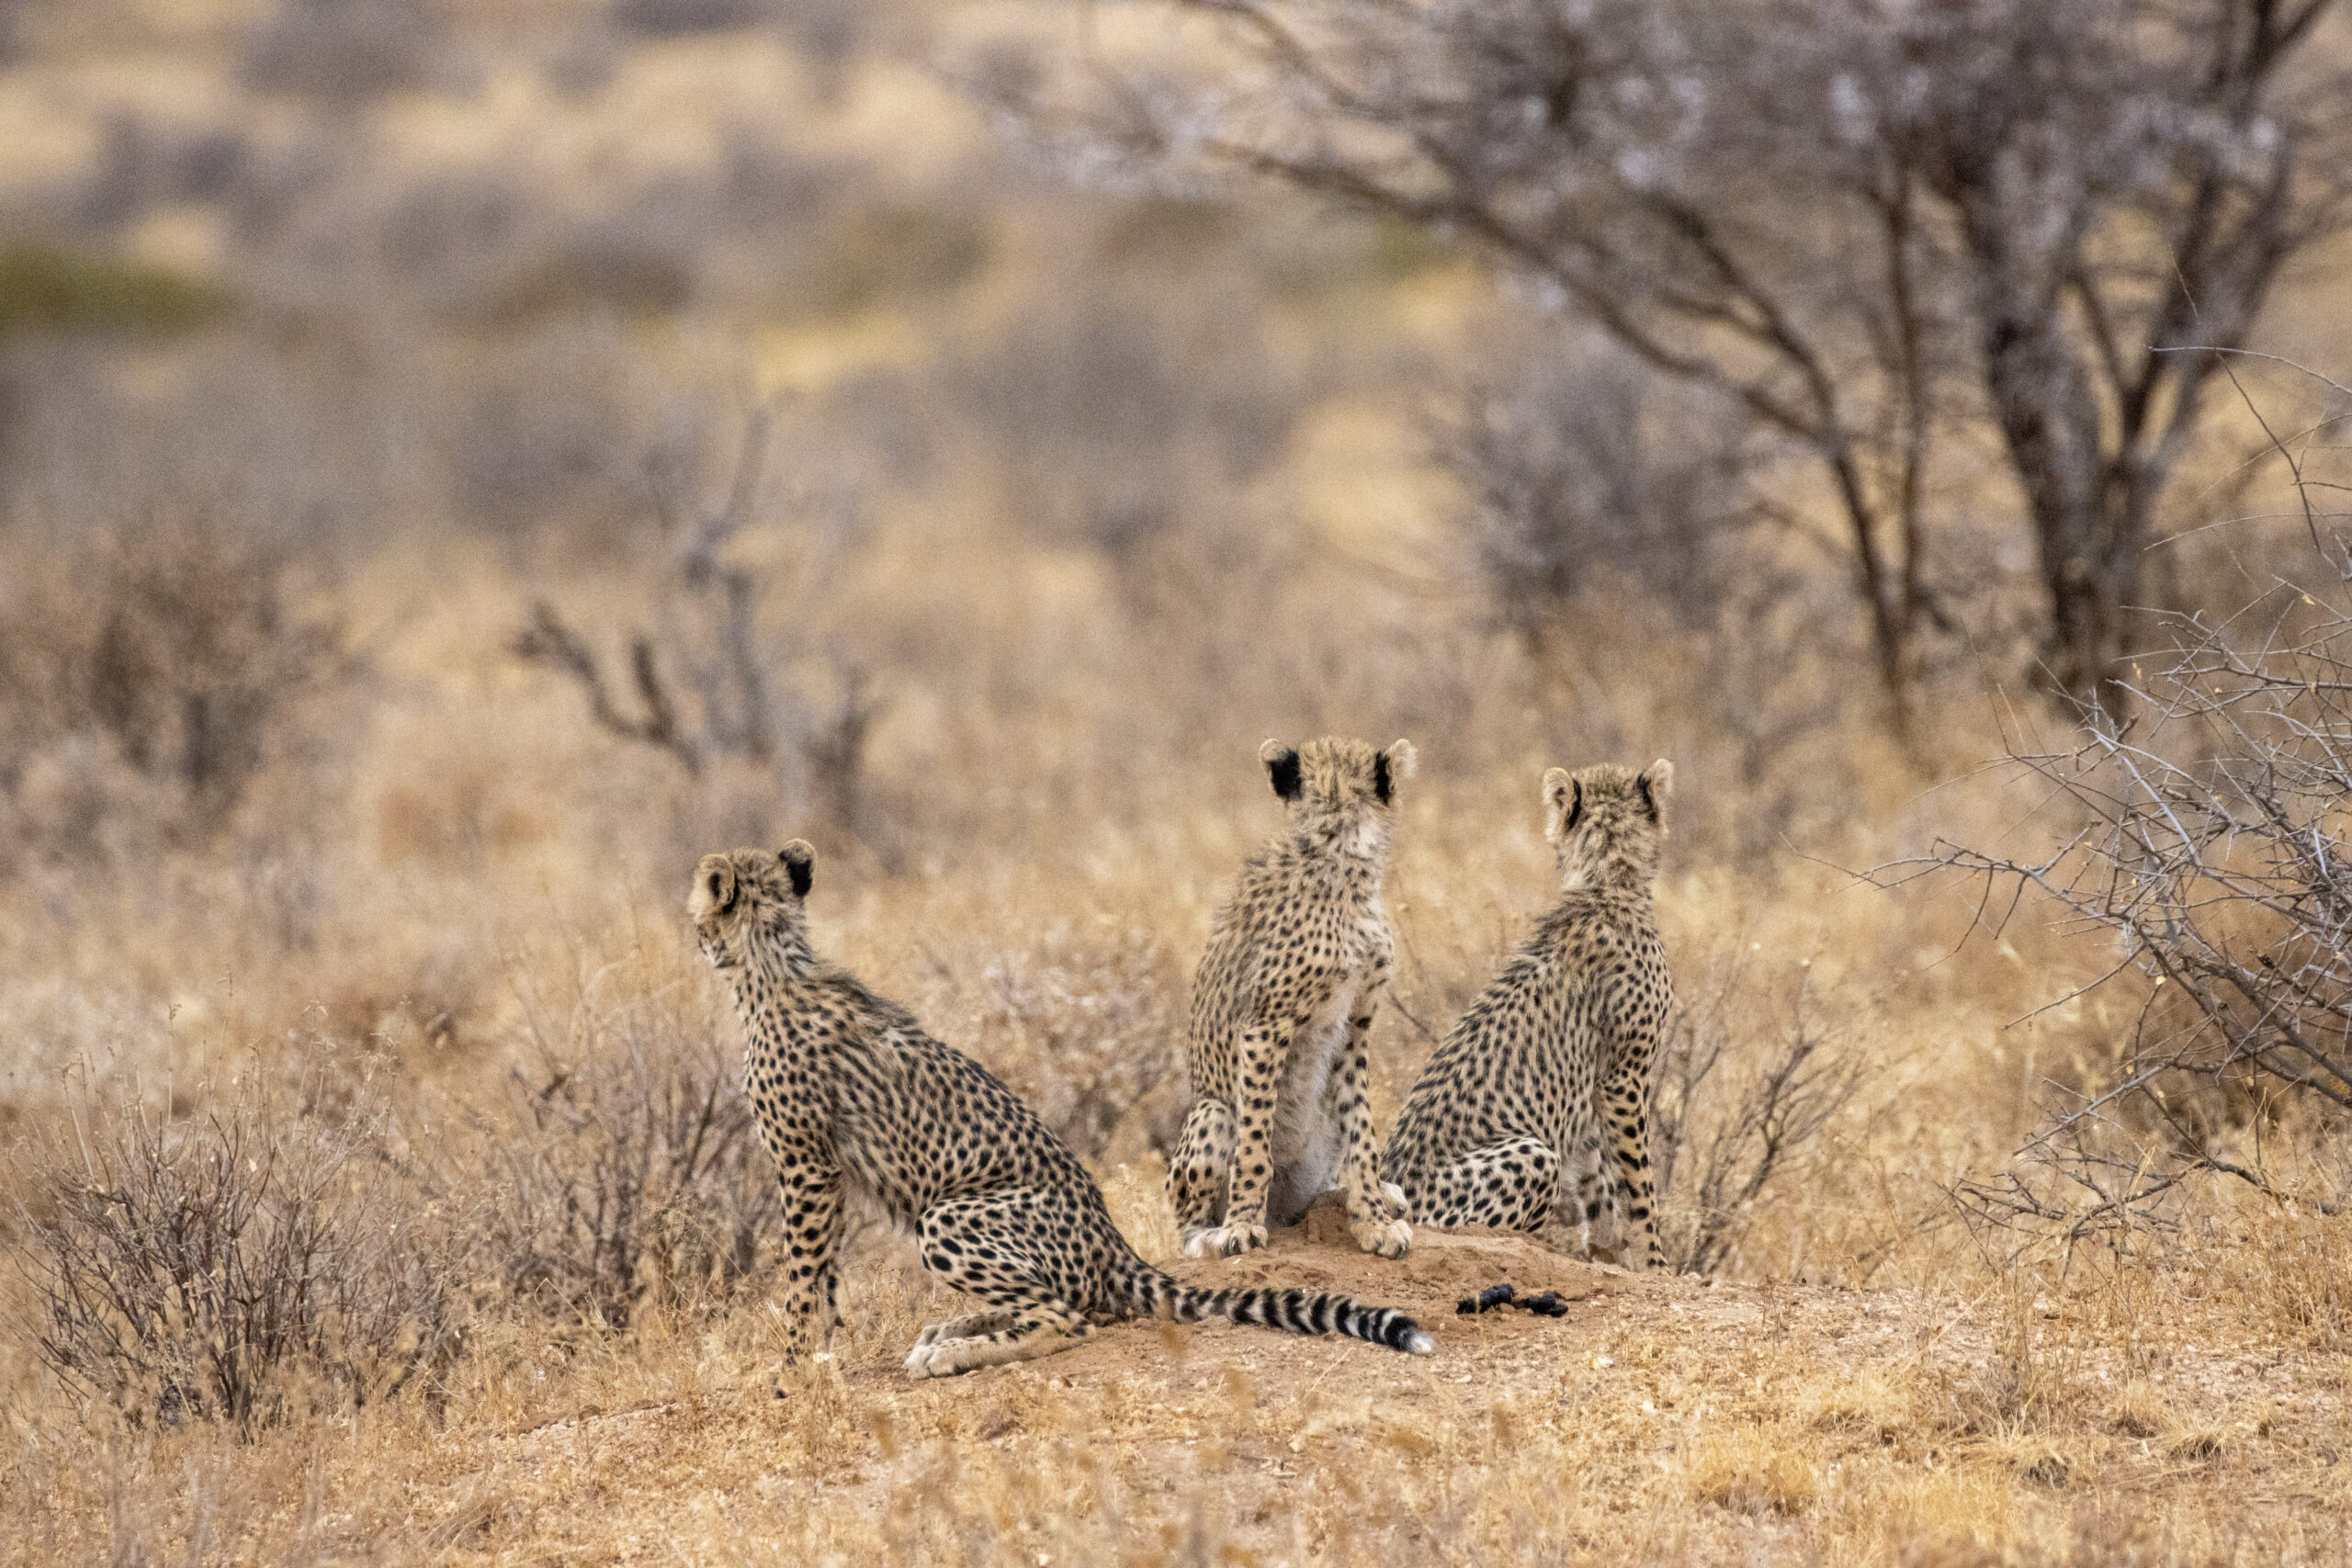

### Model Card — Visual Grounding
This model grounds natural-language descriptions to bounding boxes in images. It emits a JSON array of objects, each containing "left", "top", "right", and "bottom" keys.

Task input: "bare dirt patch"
[{"left": 381, "top": 1201, "right": 2346, "bottom": 1564}]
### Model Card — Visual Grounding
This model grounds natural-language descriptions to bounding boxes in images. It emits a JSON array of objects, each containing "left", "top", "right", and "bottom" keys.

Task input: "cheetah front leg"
[
  {"left": 1186, "top": 1024, "right": 1288, "bottom": 1258},
  {"left": 770, "top": 1161, "right": 847, "bottom": 1367},
  {"left": 1170, "top": 1098, "right": 1238, "bottom": 1258},
  {"left": 1334, "top": 988, "right": 1410, "bottom": 1258},
  {"left": 1599, "top": 1056, "right": 1660, "bottom": 1273}
]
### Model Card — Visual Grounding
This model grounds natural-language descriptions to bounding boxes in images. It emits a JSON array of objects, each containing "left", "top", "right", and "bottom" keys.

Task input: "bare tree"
[
  {"left": 1001, "top": 0, "right": 2352, "bottom": 723},
  {"left": 514, "top": 401, "right": 888, "bottom": 847}
]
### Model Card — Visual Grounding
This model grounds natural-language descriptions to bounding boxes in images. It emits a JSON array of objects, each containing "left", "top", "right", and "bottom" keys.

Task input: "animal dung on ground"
[{"left": 1455, "top": 1281, "right": 1570, "bottom": 1318}]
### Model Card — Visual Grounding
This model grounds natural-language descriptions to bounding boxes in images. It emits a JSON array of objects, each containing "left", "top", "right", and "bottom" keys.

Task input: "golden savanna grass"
[{"left": 2, "top": 3, "right": 2349, "bottom": 1563}]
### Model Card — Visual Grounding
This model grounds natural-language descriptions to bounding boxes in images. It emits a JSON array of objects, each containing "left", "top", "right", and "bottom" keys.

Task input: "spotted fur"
[
  {"left": 1381, "top": 761, "right": 1676, "bottom": 1271},
  {"left": 1169, "top": 737, "right": 1418, "bottom": 1262},
  {"left": 691, "top": 842, "right": 1432, "bottom": 1380}
]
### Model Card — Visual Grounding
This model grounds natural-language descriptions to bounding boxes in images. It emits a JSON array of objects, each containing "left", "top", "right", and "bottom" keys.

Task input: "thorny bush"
[
  {"left": 8, "top": 1091, "right": 457, "bottom": 1430},
  {"left": 469, "top": 960, "right": 781, "bottom": 1331},
  {"left": 1891, "top": 358, "right": 2352, "bottom": 1258}
]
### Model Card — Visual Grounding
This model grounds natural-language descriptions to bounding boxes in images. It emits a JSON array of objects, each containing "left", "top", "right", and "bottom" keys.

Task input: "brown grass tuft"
[{"left": 1690, "top": 1427, "right": 1819, "bottom": 1516}]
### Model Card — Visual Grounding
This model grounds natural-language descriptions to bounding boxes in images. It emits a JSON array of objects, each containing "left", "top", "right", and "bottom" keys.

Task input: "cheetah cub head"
[
  {"left": 1544, "top": 760, "right": 1672, "bottom": 892},
  {"left": 1261, "top": 735, "right": 1416, "bottom": 859},
  {"left": 690, "top": 840, "right": 817, "bottom": 978}
]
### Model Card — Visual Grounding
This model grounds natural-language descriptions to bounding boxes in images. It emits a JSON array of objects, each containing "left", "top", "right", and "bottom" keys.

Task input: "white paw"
[
  {"left": 1182, "top": 1223, "right": 1268, "bottom": 1258},
  {"left": 1382, "top": 1181, "right": 1409, "bottom": 1213},
  {"left": 1351, "top": 1215, "right": 1413, "bottom": 1259},
  {"left": 904, "top": 1338, "right": 972, "bottom": 1380}
]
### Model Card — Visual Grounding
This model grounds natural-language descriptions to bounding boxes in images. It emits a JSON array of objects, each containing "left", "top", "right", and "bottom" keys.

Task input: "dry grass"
[{"left": 1, "top": 3, "right": 2348, "bottom": 1564}]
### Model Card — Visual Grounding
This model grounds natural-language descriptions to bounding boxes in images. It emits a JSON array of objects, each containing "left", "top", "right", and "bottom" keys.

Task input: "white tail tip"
[{"left": 1405, "top": 1331, "right": 1435, "bottom": 1356}]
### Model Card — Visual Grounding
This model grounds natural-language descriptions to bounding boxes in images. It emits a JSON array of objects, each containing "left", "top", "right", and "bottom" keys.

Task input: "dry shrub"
[
  {"left": 1652, "top": 945, "right": 1864, "bottom": 1275},
  {"left": 0, "top": 519, "right": 342, "bottom": 863},
  {"left": 1904, "top": 402, "right": 2352, "bottom": 1259},
  {"left": 946, "top": 272, "right": 1298, "bottom": 570},
  {"left": 6, "top": 1091, "right": 456, "bottom": 1429},
  {"left": 1991, "top": 1435, "right": 2075, "bottom": 1488},
  {"left": 239, "top": 0, "right": 456, "bottom": 105},
  {"left": 2165, "top": 1427, "right": 2223, "bottom": 1462},
  {"left": 1918, "top": 1292, "right": 2105, "bottom": 1445},
  {"left": 1446, "top": 325, "right": 1753, "bottom": 638},
  {"left": 952, "top": 920, "right": 1186, "bottom": 1161},
  {"left": 512, "top": 397, "right": 889, "bottom": 853},
  {"left": 610, "top": 0, "right": 772, "bottom": 39},
  {"left": 465, "top": 955, "right": 778, "bottom": 1330}
]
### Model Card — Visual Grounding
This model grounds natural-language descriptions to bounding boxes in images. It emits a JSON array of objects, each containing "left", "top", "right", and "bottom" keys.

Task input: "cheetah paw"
[
  {"left": 1382, "top": 1181, "right": 1409, "bottom": 1213},
  {"left": 1350, "top": 1214, "right": 1413, "bottom": 1259},
  {"left": 904, "top": 1338, "right": 977, "bottom": 1380},
  {"left": 1182, "top": 1223, "right": 1268, "bottom": 1258}
]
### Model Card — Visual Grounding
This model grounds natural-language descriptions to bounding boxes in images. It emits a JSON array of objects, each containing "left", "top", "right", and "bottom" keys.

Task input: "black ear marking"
[
  {"left": 1266, "top": 747, "right": 1302, "bottom": 800},
  {"left": 779, "top": 841, "right": 815, "bottom": 898},
  {"left": 1637, "top": 774, "right": 1658, "bottom": 823},
  {"left": 1373, "top": 751, "right": 1394, "bottom": 805},
  {"left": 1564, "top": 778, "right": 1584, "bottom": 832},
  {"left": 707, "top": 867, "right": 738, "bottom": 916}
]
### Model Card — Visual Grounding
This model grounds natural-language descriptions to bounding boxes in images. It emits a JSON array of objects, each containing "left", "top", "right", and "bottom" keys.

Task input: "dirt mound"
[{"left": 1162, "top": 1192, "right": 1635, "bottom": 1324}]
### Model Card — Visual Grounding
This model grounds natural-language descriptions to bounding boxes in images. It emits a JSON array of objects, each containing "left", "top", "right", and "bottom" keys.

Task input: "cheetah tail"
[{"left": 1126, "top": 1268, "right": 1434, "bottom": 1356}]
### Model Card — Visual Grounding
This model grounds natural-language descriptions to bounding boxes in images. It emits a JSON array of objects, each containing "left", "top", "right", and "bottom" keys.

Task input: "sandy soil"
[{"left": 412, "top": 1199, "right": 2346, "bottom": 1564}]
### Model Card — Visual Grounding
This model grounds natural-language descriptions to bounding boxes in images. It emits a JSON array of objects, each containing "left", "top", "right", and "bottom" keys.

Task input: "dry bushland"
[{"left": 0, "top": 4, "right": 2347, "bottom": 1564}]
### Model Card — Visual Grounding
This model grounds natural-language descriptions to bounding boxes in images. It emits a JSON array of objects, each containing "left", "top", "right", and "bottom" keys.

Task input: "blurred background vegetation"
[{"left": 0, "top": 5, "right": 2348, "bottom": 1553}]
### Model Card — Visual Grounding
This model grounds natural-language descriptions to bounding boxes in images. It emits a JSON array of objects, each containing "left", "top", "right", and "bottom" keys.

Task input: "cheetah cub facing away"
[
  {"left": 1170, "top": 737, "right": 1418, "bottom": 1262},
  {"left": 1382, "top": 761, "right": 1675, "bottom": 1272},
  {"left": 692, "top": 842, "right": 1433, "bottom": 1380}
]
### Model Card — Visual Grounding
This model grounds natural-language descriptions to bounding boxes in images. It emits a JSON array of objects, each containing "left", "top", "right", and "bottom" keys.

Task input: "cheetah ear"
[
  {"left": 1543, "top": 767, "right": 1579, "bottom": 843},
  {"left": 779, "top": 840, "right": 815, "bottom": 898},
  {"left": 1638, "top": 759, "right": 1673, "bottom": 826},
  {"left": 1374, "top": 739, "right": 1416, "bottom": 805},
  {"left": 693, "top": 854, "right": 739, "bottom": 919},
  {"left": 1260, "top": 739, "right": 1301, "bottom": 801}
]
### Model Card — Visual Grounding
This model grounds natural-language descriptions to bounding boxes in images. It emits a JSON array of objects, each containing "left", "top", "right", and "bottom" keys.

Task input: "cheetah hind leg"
[
  {"left": 1568, "top": 1128, "right": 1621, "bottom": 1258},
  {"left": 905, "top": 1190, "right": 1092, "bottom": 1380},
  {"left": 910, "top": 1309, "right": 1019, "bottom": 1351},
  {"left": 904, "top": 1301, "right": 1091, "bottom": 1380},
  {"left": 1408, "top": 1135, "right": 1560, "bottom": 1233}
]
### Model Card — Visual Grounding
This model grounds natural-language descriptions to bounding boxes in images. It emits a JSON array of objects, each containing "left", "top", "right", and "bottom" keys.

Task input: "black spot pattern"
[
  {"left": 1382, "top": 761, "right": 1676, "bottom": 1272},
  {"left": 688, "top": 840, "right": 1433, "bottom": 1381},
  {"left": 1169, "top": 739, "right": 1417, "bottom": 1263}
]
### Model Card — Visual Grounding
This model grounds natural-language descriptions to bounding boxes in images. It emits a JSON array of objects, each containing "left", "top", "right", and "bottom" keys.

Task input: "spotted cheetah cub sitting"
[
  {"left": 692, "top": 841, "right": 1433, "bottom": 1380},
  {"left": 1381, "top": 761, "right": 1675, "bottom": 1272},
  {"left": 1169, "top": 737, "right": 1418, "bottom": 1262}
]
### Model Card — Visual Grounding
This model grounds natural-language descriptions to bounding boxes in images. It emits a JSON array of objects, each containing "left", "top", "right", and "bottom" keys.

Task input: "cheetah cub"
[
  {"left": 1381, "top": 761, "right": 1675, "bottom": 1271},
  {"left": 692, "top": 842, "right": 1433, "bottom": 1380},
  {"left": 1170, "top": 737, "right": 1417, "bottom": 1262}
]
